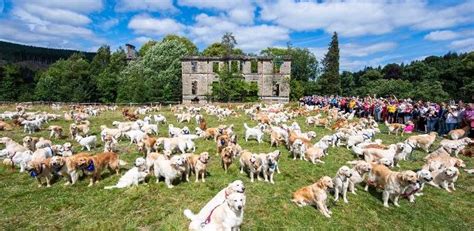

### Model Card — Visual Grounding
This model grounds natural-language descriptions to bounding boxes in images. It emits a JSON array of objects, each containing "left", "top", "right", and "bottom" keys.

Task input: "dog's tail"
[
  {"left": 119, "top": 160, "right": 127, "bottom": 166},
  {"left": 104, "top": 185, "right": 117, "bottom": 190},
  {"left": 183, "top": 209, "right": 196, "bottom": 221},
  {"left": 384, "top": 120, "right": 390, "bottom": 126},
  {"left": 244, "top": 123, "right": 250, "bottom": 130}
]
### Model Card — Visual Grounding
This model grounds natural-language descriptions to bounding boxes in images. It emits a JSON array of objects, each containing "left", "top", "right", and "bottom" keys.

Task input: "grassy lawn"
[{"left": 0, "top": 104, "right": 473, "bottom": 230}]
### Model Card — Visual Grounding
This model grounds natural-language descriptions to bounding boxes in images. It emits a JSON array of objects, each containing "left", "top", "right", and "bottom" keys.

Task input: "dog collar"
[
  {"left": 29, "top": 165, "right": 43, "bottom": 177},
  {"left": 85, "top": 160, "right": 95, "bottom": 172}
]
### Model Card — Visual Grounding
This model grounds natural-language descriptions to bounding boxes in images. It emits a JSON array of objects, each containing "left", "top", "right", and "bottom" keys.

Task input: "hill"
[{"left": 0, "top": 40, "right": 95, "bottom": 69}]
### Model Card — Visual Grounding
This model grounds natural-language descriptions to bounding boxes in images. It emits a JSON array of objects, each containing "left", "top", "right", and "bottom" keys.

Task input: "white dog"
[
  {"left": 104, "top": 157, "right": 148, "bottom": 189},
  {"left": 184, "top": 180, "right": 245, "bottom": 230},
  {"left": 154, "top": 155, "right": 187, "bottom": 188},
  {"left": 333, "top": 166, "right": 352, "bottom": 203},
  {"left": 5, "top": 150, "right": 33, "bottom": 172},
  {"left": 243, "top": 123, "right": 265, "bottom": 143},
  {"left": 125, "top": 130, "right": 146, "bottom": 144},
  {"left": 75, "top": 135, "right": 97, "bottom": 151}
]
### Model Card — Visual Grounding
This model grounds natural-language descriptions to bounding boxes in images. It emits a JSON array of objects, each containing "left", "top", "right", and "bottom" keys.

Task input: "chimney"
[{"left": 125, "top": 43, "right": 137, "bottom": 60}]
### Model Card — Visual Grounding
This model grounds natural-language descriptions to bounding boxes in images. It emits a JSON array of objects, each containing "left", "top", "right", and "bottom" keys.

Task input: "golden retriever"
[{"left": 291, "top": 176, "right": 334, "bottom": 218}]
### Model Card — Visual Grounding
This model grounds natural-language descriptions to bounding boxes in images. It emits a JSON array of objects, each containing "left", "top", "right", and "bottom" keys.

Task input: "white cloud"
[
  {"left": 342, "top": 42, "right": 397, "bottom": 57},
  {"left": 18, "top": 3, "right": 91, "bottom": 26},
  {"left": 133, "top": 36, "right": 154, "bottom": 45},
  {"left": 188, "top": 14, "right": 289, "bottom": 53},
  {"left": 99, "top": 18, "right": 120, "bottom": 30},
  {"left": 128, "top": 14, "right": 185, "bottom": 36},
  {"left": 16, "top": 0, "right": 103, "bottom": 13},
  {"left": 258, "top": 0, "right": 474, "bottom": 37},
  {"left": 115, "top": 0, "right": 175, "bottom": 12},
  {"left": 449, "top": 38, "right": 474, "bottom": 52},
  {"left": 178, "top": 0, "right": 255, "bottom": 24},
  {"left": 424, "top": 30, "right": 459, "bottom": 41}
]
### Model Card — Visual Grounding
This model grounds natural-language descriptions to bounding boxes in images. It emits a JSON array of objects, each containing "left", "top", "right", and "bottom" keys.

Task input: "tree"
[
  {"left": 221, "top": 32, "right": 237, "bottom": 56},
  {"left": 139, "top": 40, "right": 157, "bottom": 56},
  {"left": 163, "top": 34, "right": 198, "bottom": 55},
  {"left": 35, "top": 53, "right": 93, "bottom": 102},
  {"left": 319, "top": 32, "right": 340, "bottom": 95},
  {"left": 96, "top": 48, "right": 127, "bottom": 102},
  {"left": 211, "top": 69, "right": 258, "bottom": 102},
  {"left": 202, "top": 43, "right": 243, "bottom": 57},
  {"left": 117, "top": 39, "right": 188, "bottom": 103}
]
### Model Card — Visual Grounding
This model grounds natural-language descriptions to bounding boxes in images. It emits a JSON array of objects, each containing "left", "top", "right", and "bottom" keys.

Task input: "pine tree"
[{"left": 319, "top": 32, "right": 340, "bottom": 95}]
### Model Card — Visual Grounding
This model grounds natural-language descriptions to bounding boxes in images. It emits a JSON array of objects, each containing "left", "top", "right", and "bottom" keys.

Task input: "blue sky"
[{"left": 0, "top": 0, "right": 473, "bottom": 71}]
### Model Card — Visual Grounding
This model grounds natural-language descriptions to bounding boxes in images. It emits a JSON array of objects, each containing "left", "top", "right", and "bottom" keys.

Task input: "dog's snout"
[{"left": 237, "top": 205, "right": 242, "bottom": 210}]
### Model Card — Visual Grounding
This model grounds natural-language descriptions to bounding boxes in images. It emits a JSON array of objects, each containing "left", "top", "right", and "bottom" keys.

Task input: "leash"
[{"left": 402, "top": 187, "right": 420, "bottom": 198}]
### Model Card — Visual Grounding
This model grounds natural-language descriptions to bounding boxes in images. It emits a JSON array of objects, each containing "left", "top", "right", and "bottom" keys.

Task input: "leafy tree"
[
  {"left": 0, "top": 65, "right": 19, "bottom": 100},
  {"left": 139, "top": 40, "right": 158, "bottom": 56},
  {"left": 117, "top": 39, "right": 188, "bottom": 103},
  {"left": 202, "top": 43, "right": 243, "bottom": 57},
  {"left": 211, "top": 69, "right": 258, "bottom": 102},
  {"left": 413, "top": 80, "right": 449, "bottom": 102},
  {"left": 35, "top": 53, "right": 93, "bottom": 102},
  {"left": 96, "top": 48, "right": 127, "bottom": 102},
  {"left": 318, "top": 32, "right": 340, "bottom": 95},
  {"left": 222, "top": 32, "right": 237, "bottom": 56},
  {"left": 163, "top": 35, "right": 198, "bottom": 55}
]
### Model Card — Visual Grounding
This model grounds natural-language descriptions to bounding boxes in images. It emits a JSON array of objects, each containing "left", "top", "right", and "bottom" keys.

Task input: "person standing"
[{"left": 445, "top": 107, "right": 459, "bottom": 134}]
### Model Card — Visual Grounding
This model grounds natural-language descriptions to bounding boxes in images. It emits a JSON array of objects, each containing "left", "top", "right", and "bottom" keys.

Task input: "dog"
[
  {"left": 154, "top": 155, "right": 187, "bottom": 188},
  {"left": 363, "top": 144, "right": 398, "bottom": 166},
  {"left": 184, "top": 180, "right": 245, "bottom": 230},
  {"left": 304, "top": 146, "right": 325, "bottom": 164},
  {"left": 333, "top": 166, "right": 352, "bottom": 203},
  {"left": 47, "top": 125, "right": 63, "bottom": 139},
  {"left": 186, "top": 192, "right": 245, "bottom": 231},
  {"left": 0, "top": 121, "right": 13, "bottom": 131},
  {"left": 155, "top": 137, "right": 195, "bottom": 154},
  {"left": 346, "top": 160, "right": 372, "bottom": 194},
  {"left": 22, "top": 136, "right": 39, "bottom": 151},
  {"left": 448, "top": 126, "right": 470, "bottom": 140},
  {"left": 5, "top": 150, "right": 33, "bottom": 172},
  {"left": 69, "top": 120, "right": 90, "bottom": 138},
  {"left": 439, "top": 137, "right": 472, "bottom": 157},
  {"left": 402, "top": 169, "right": 433, "bottom": 202},
  {"left": 428, "top": 167, "right": 459, "bottom": 192},
  {"left": 21, "top": 118, "right": 43, "bottom": 134},
  {"left": 220, "top": 144, "right": 239, "bottom": 173},
  {"left": 50, "top": 153, "right": 90, "bottom": 185},
  {"left": 103, "top": 135, "right": 118, "bottom": 153},
  {"left": 125, "top": 130, "right": 146, "bottom": 144},
  {"left": 77, "top": 152, "right": 124, "bottom": 186},
  {"left": 239, "top": 150, "right": 262, "bottom": 182},
  {"left": 186, "top": 152, "right": 210, "bottom": 183},
  {"left": 75, "top": 135, "right": 97, "bottom": 151},
  {"left": 406, "top": 132, "right": 437, "bottom": 153},
  {"left": 104, "top": 157, "right": 148, "bottom": 189},
  {"left": 423, "top": 155, "right": 465, "bottom": 171},
  {"left": 26, "top": 158, "right": 52, "bottom": 187},
  {"left": 243, "top": 123, "right": 265, "bottom": 143},
  {"left": 145, "top": 151, "right": 172, "bottom": 172},
  {"left": 385, "top": 121, "right": 406, "bottom": 136},
  {"left": 100, "top": 125, "right": 122, "bottom": 141},
  {"left": 257, "top": 150, "right": 280, "bottom": 184},
  {"left": 291, "top": 176, "right": 334, "bottom": 218},
  {"left": 366, "top": 164, "right": 418, "bottom": 207}
]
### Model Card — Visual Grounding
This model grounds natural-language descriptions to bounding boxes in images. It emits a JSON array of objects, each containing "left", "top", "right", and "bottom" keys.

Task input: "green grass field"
[{"left": 0, "top": 105, "right": 473, "bottom": 230}]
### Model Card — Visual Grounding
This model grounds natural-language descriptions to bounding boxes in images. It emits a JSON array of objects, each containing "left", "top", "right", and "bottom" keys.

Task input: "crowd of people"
[{"left": 300, "top": 95, "right": 474, "bottom": 138}]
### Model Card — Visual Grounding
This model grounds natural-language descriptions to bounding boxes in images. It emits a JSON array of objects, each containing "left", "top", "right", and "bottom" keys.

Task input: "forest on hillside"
[{"left": 0, "top": 35, "right": 472, "bottom": 103}]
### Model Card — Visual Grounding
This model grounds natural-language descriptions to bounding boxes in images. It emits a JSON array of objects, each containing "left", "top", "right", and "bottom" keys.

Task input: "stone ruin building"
[{"left": 181, "top": 56, "right": 291, "bottom": 104}]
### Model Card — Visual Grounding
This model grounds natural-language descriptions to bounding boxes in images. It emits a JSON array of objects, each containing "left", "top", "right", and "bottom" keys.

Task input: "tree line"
[{"left": 0, "top": 33, "right": 472, "bottom": 103}]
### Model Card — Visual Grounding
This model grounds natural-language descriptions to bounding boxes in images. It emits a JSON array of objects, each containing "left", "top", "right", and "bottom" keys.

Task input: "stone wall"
[{"left": 182, "top": 56, "right": 291, "bottom": 103}]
